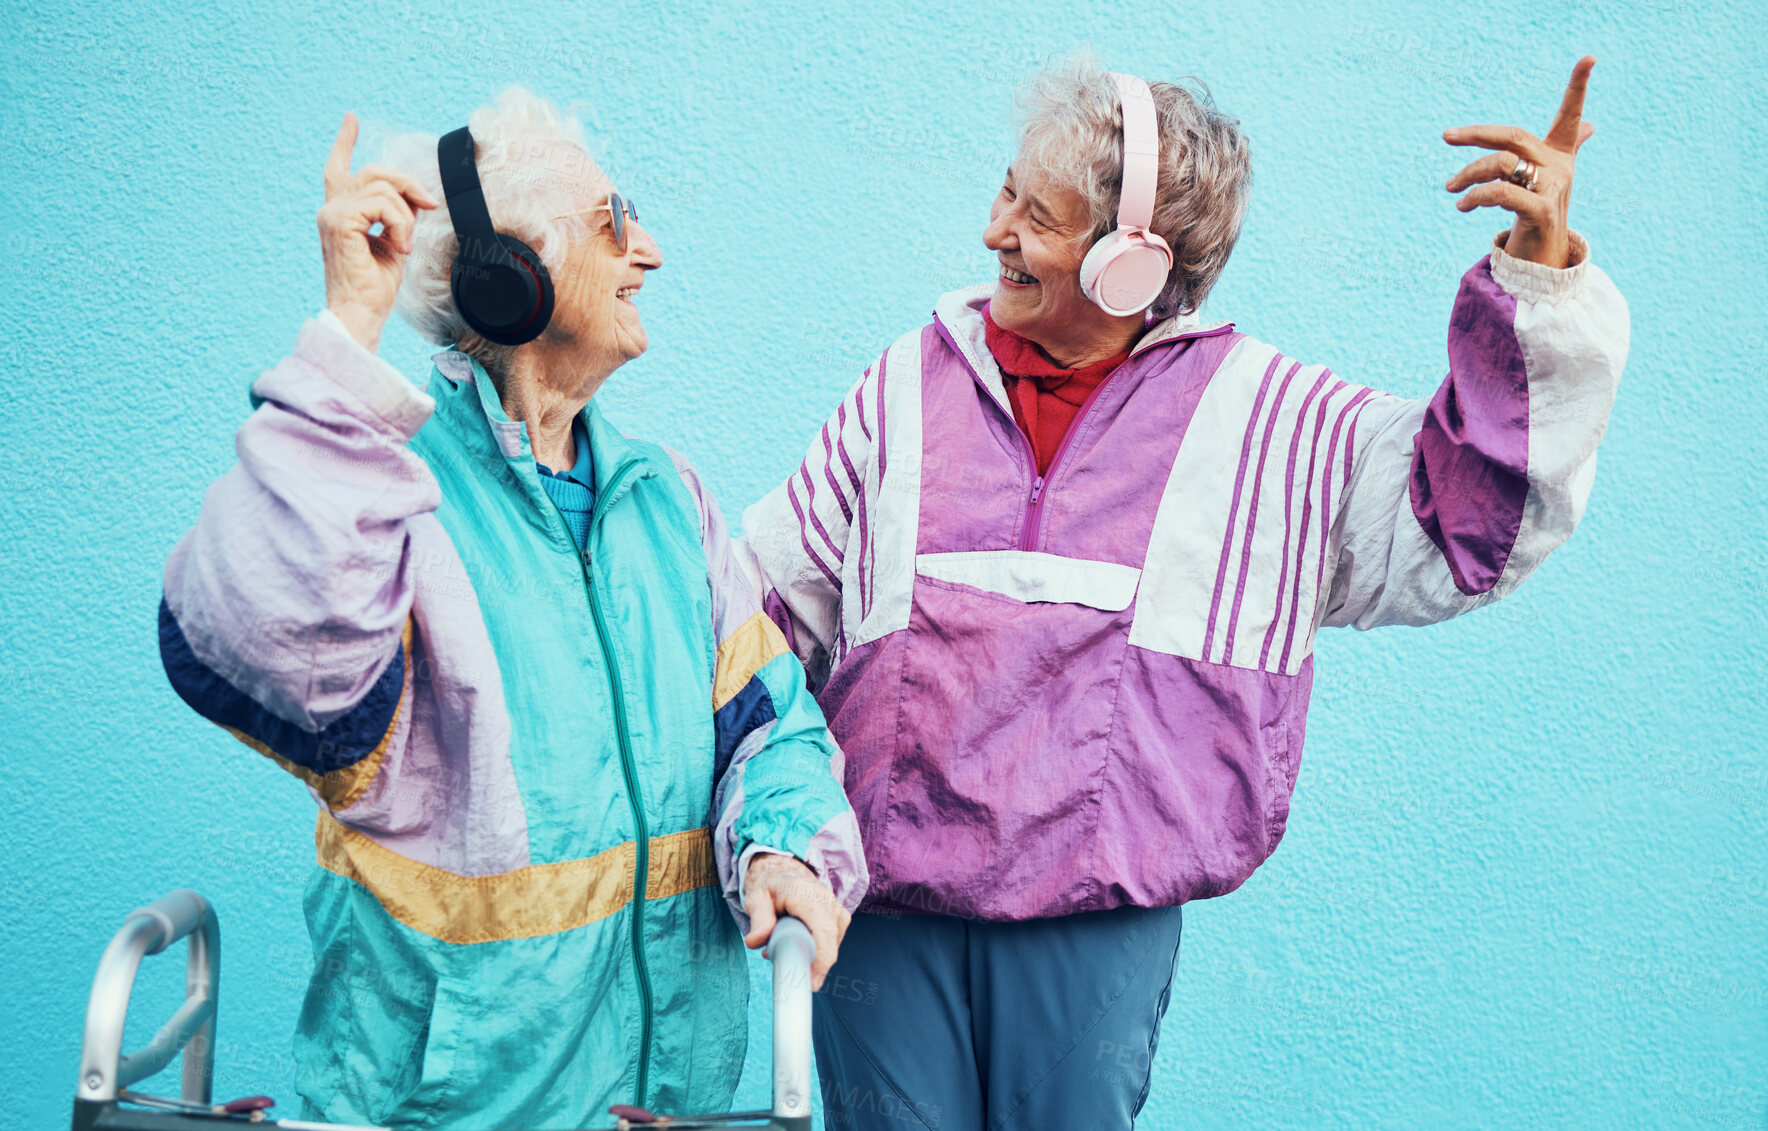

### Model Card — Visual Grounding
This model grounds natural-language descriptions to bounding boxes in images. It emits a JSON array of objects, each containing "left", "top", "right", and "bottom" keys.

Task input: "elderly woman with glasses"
[
  {"left": 156, "top": 88, "right": 865, "bottom": 1129},
  {"left": 739, "top": 52, "right": 1627, "bottom": 1128}
]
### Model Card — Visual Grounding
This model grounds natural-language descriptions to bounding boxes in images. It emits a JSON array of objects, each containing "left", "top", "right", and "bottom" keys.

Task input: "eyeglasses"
[{"left": 551, "top": 192, "right": 640, "bottom": 252}]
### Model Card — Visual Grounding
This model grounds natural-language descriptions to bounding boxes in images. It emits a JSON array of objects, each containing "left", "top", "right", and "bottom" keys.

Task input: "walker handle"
[
  {"left": 762, "top": 915, "right": 816, "bottom": 1125},
  {"left": 76, "top": 889, "right": 219, "bottom": 1105}
]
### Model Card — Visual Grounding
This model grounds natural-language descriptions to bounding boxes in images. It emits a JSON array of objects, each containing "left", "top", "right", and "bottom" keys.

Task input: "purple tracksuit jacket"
[{"left": 740, "top": 233, "right": 1629, "bottom": 921}]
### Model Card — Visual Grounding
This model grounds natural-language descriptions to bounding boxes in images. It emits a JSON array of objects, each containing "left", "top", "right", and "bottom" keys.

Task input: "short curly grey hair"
[
  {"left": 1017, "top": 49, "right": 1252, "bottom": 318},
  {"left": 380, "top": 86, "right": 610, "bottom": 379}
]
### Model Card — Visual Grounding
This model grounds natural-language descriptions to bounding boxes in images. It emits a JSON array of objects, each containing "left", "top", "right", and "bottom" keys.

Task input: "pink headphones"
[{"left": 1078, "top": 73, "right": 1174, "bottom": 316}]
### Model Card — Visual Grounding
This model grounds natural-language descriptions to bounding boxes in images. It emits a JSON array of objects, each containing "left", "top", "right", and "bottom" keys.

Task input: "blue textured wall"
[{"left": 3, "top": 1, "right": 1762, "bottom": 1127}]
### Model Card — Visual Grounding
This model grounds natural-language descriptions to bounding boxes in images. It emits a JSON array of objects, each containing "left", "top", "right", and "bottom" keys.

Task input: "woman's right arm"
[
  {"left": 159, "top": 114, "right": 439, "bottom": 809},
  {"left": 737, "top": 356, "right": 887, "bottom": 689}
]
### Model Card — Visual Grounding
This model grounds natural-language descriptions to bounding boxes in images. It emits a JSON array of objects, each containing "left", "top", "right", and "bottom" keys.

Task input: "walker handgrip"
[
  {"left": 762, "top": 915, "right": 816, "bottom": 965},
  {"left": 128, "top": 890, "right": 212, "bottom": 956},
  {"left": 762, "top": 916, "right": 816, "bottom": 1123},
  {"left": 77, "top": 889, "right": 220, "bottom": 1106}
]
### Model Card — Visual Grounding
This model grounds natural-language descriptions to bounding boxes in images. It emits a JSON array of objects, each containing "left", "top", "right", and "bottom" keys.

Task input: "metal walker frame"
[{"left": 71, "top": 890, "right": 816, "bottom": 1131}]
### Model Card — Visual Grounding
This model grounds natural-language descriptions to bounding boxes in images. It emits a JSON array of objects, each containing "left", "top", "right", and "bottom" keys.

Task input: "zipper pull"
[{"left": 1030, "top": 476, "right": 1045, "bottom": 505}]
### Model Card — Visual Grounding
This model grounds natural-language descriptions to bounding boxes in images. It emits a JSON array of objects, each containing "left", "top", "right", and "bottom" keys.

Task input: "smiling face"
[
  {"left": 983, "top": 161, "right": 1144, "bottom": 367},
  {"left": 545, "top": 176, "right": 663, "bottom": 379}
]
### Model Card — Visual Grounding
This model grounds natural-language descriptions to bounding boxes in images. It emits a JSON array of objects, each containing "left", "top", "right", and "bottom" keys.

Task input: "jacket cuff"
[
  {"left": 260, "top": 310, "right": 435, "bottom": 438},
  {"left": 1489, "top": 229, "right": 1590, "bottom": 307}
]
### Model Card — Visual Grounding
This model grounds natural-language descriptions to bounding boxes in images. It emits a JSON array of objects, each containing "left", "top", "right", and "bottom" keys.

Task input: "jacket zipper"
[
  {"left": 568, "top": 467, "right": 655, "bottom": 1105},
  {"left": 1016, "top": 368, "right": 1124, "bottom": 551},
  {"left": 939, "top": 316, "right": 1235, "bottom": 553},
  {"left": 973, "top": 352, "right": 1128, "bottom": 552}
]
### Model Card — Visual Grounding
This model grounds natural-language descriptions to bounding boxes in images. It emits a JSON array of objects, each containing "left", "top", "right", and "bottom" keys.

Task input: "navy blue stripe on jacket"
[
  {"left": 712, "top": 675, "right": 777, "bottom": 783},
  {"left": 158, "top": 598, "right": 404, "bottom": 773}
]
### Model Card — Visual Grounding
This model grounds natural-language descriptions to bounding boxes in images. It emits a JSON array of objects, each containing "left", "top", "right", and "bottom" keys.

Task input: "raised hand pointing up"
[
  {"left": 318, "top": 112, "right": 439, "bottom": 352},
  {"left": 1444, "top": 56, "right": 1598, "bottom": 269}
]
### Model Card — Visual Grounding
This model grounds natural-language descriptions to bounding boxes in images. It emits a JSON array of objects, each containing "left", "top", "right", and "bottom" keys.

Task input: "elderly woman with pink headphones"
[{"left": 739, "top": 51, "right": 1628, "bottom": 1128}]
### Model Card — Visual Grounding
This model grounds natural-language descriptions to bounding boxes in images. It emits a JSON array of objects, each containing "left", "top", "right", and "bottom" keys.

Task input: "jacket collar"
[
  {"left": 932, "top": 285, "right": 1234, "bottom": 413},
  {"left": 428, "top": 350, "right": 656, "bottom": 535}
]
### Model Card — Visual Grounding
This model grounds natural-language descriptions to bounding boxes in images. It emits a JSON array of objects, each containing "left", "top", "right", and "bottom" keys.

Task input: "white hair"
[
  {"left": 380, "top": 86, "right": 609, "bottom": 378},
  {"left": 1016, "top": 49, "right": 1252, "bottom": 318}
]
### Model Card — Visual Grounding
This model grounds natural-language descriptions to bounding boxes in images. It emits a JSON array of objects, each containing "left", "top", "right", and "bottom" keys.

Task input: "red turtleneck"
[{"left": 982, "top": 307, "right": 1133, "bottom": 476}]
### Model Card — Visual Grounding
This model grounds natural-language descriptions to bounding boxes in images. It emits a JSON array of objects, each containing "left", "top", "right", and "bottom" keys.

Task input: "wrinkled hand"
[
  {"left": 319, "top": 113, "right": 438, "bottom": 353},
  {"left": 1444, "top": 56, "right": 1596, "bottom": 268},
  {"left": 743, "top": 853, "right": 851, "bottom": 991}
]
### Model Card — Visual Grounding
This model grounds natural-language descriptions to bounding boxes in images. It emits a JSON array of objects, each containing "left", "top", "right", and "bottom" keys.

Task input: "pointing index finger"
[
  {"left": 1545, "top": 56, "right": 1596, "bottom": 152},
  {"left": 323, "top": 112, "right": 358, "bottom": 198}
]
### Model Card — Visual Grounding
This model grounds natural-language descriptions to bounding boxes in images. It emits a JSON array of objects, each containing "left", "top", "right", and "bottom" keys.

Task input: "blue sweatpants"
[{"left": 811, "top": 904, "right": 1184, "bottom": 1130}]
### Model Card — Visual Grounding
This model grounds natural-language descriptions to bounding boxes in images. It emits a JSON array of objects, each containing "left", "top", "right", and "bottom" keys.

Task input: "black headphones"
[{"left": 437, "top": 126, "right": 555, "bottom": 347}]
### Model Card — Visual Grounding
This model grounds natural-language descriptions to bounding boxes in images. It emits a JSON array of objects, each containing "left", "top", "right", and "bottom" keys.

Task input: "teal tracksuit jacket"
[{"left": 158, "top": 312, "right": 868, "bottom": 1128}]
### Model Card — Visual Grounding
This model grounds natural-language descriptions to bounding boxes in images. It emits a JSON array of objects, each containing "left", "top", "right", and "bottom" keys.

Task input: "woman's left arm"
[
  {"left": 1321, "top": 58, "right": 1630, "bottom": 630},
  {"left": 668, "top": 451, "right": 868, "bottom": 988}
]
